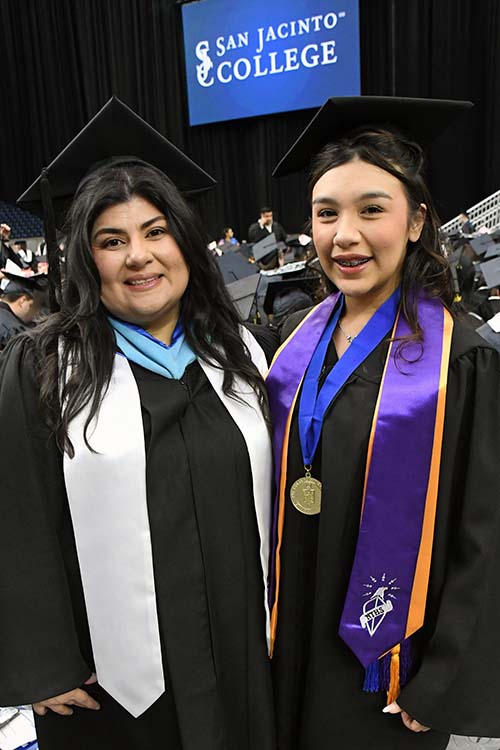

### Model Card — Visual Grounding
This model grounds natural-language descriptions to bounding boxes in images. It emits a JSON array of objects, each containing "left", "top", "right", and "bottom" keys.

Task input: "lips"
[
  {"left": 333, "top": 255, "right": 371, "bottom": 268},
  {"left": 125, "top": 275, "right": 161, "bottom": 286}
]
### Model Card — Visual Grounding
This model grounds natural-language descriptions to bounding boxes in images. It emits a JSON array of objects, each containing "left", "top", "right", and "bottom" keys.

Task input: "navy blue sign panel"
[{"left": 182, "top": 0, "right": 360, "bottom": 126}]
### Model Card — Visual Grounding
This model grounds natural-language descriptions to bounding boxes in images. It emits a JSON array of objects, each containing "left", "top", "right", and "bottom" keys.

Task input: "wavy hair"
[
  {"left": 26, "top": 161, "right": 269, "bottom": 454},
  {"left": 308, "top": 127, "right": 455, "bottom": 340}
]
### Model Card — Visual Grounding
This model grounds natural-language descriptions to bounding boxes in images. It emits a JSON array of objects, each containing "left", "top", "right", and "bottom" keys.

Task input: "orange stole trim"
[
  {"left": 359, "top": 312, "right": 401, "bottom": 518},
  {"left": 405, "top": 307, "right": 453, "bottom": 637},
  {"left": 266, "top": 304, "right": 331, "bottom": 656},
  {"left": 269, "top": 384, "right": 302, "bottom": 657}
]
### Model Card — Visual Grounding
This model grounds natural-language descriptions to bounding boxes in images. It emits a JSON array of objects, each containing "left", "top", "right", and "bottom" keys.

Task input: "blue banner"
[{"left": 182, "top": 0, "right": 360, "bottom": 126}]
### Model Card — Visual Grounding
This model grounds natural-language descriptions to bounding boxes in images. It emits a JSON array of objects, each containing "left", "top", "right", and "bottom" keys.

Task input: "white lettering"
[
  {"left": 233, "top": 57, "right": 252, "bottom": 80},
  {"left": 226, "top": 34, "right": 237, "bottom": 51},
  {"left": 269, "top": 51, "right": 284, "bottom": 74},
  {"left": 218, "top": 61, "right": 232, "bottom": 83},
  {"left": 256, "top": 27, "right": 264, "bottom": 54},
  {"left": 311, "top": 15, "right": 322, "bottom": 32},
  {"left": 284, "top": 47, "right": 299, "bottom": 71},
  {"left": 253, "top": 55, "right": 269, "bottom": 77},
  {"left": 301, "top": 44, "right": 320, "bottom": 68},
  {"left": 277, "top": 22, "right": 289, "bottom": 39},
  {"left": 266, "top": 26, "right": 277, "bottom": 42},
  {"left": 321, "top": 40, "right": 337, "bottom": 64},
  {"left": 237, "top": 31, "right": 249, "bottom": 47},
  {"left": 324, "top": 12, "right": 338, "bottom": 29},
  {"left": 297, "top": 18, "right": 310, "bottom": 35},
  {"left": 289, "top": 20, "right": 297, "bottom": 36},
  {"left": 215, "top": 36, "right": 226, "bottom": 57}
]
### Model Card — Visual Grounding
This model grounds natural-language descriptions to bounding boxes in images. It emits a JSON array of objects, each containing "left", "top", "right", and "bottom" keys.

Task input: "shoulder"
[
  {"left": 243, "top": 323, "right": 279, "bottom": 366},
  {"left": 449, "top": 317, "right": 498, "bottom": 364},
  {"left": 279, "top": 306, "right": 315, "bottom": 344},
  {"left": 0, "top": 333, "right": 39, "bottom": 389}
]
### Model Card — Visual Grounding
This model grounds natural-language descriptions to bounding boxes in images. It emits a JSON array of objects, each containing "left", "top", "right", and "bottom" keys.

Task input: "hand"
[
  {"left": 383, "top": 701, "right": 430, "bottom": 733},
  {"left": 33, "top": 673, "right": 100, "bottom": 717},
  {"left": 0, "top": 224, "right": 10, "bottom": 240}
]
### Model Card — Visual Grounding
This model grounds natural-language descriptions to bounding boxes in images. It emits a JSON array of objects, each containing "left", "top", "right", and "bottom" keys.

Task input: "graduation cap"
[
  {"left": 1, "top": 260, "right": 48, "bottom": 296},
  {"left": 216, "top": 249, "right": 258, "bottom": 283},
  {"left": 482, "top": 241, "right": 500, "bottom": 260},
  {"left": 273, "top": 96, "right": 473, "bottom": 177},
  {"left": 468, "top": 235, "right": 495, "bottom": 257},
  {"left": 226, "top": 274, "right": 261, "bottom": 320},
  {"left": 479, "top": 257, "right": 500, "bottom": 289},
  {"left": 18, "top": 96, "right": 216, "bottom": 223},
  {"left": 16, "top": 96, "right": 217, "bottom": 312},
  {"left": 263, "top": 276, "right": 318, "bottom": 315},
  {"left": 252, "top": 233, "right": 287, "bottom": 262}
]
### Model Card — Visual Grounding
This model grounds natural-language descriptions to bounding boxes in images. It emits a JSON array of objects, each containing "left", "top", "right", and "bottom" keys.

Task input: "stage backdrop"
[
  {"left": 0, "top": 0, "right": 499, "bottom": 243},
  {"left": 182, "top": 0, "right": 360, "bottom": 125}
]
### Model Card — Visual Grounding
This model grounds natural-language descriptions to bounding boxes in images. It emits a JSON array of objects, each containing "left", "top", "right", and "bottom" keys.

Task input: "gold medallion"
[{"left": 290, "top": 469, "right": 322, "bottom": 515}]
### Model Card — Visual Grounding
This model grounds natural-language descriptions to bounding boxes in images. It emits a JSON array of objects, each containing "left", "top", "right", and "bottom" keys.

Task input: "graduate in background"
[
  {"left": 0, "top": 261, "right": 47, "bottom": 349},
  {"left": 0, "top": 98, "right": 275, "bottom": 750},
  {"left": 266, "top": 97, "right": 500, "bottom": 749}
]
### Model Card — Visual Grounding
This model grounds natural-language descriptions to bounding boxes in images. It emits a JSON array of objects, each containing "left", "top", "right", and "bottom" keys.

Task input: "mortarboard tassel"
[{"left": 40, "top": 168, "right": 61, "bottom": 313}]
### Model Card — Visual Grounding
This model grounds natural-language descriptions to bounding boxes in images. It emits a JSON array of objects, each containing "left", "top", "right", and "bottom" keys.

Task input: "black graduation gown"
[
  {"left": 0, "top": 338, "right": 275, "bottom": 750},
  {"left": 0, "top": 301, "right": 29, "bottom": 350},
  {"left": 272, "top": 311, "right": 500, "bottom": 749}
]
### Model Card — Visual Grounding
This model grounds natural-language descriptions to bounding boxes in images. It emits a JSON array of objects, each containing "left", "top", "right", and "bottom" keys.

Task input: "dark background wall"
[{"left": 1, "top": 0, "right": 499, "bottom": 240}]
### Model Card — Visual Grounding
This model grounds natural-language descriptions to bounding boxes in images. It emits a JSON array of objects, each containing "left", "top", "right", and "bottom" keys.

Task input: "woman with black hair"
[
  {"left": 267, "top": 97, "right": 500, "bottom": 749},
  {"left": 0, "top": 99, "right": 275, "bottom": 750}
]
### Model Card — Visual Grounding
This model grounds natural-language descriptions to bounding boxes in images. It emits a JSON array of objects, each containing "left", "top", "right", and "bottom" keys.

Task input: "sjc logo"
[{"left": 196, "top": 41, "right": 214, "bottom": 87}]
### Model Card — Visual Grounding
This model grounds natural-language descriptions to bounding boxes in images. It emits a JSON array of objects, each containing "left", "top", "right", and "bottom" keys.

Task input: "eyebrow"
[
  {"left": 312, "top": 191, "right": 393, "bottom": 206},
  {"left": 92, "top": 215, "right": 166, "bottom": 241}
]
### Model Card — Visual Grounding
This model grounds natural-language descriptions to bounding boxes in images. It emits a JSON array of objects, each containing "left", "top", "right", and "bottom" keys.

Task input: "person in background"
[
  {"left": 0, "top": 265, "right": 47, "bottom": 349},
  {"left": 248, "top": 206, "right": 287, "bottom": 244},
  {"left": 267, "top": 96, "right": 500, "bottom": 750},
  {"left": 458, "top": 211, "right": 476, "bottom": 234},
  {"left": 218, "top": 226, "right": 239, "bottom": 246}
]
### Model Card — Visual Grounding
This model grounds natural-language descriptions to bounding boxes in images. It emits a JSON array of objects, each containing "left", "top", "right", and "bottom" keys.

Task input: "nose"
[
  {"left": 125, "top": 236, "right": 152, "bottom": 268},
  {"left": 332, "top": 212, "right": 361, "bottom": 250}
]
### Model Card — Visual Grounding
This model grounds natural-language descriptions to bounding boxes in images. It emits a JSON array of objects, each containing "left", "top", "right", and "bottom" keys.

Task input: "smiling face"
[
  {"left": 91, "top": 196, "right": 190, "bottom": 339},
  {"left": 312, "top": 159, "right": 425, "bottom": 306}
]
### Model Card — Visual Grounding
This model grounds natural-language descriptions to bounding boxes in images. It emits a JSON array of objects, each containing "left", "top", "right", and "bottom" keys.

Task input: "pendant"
[{"left": 290, "top": 466, "right": 322, "bottom": 515}]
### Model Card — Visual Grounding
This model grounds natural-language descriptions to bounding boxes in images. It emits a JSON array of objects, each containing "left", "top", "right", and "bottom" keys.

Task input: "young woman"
[
  {"left": 0, "top": 99, "right": 275, "bottom": 750},
  {"left": 266, "top": 97, "right": 500, "bottom": 749}
]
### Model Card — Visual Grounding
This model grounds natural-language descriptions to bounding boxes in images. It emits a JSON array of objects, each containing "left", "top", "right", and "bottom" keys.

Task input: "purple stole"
[{"left": 266, "top": 292, "right": 453, "bottom": 700}]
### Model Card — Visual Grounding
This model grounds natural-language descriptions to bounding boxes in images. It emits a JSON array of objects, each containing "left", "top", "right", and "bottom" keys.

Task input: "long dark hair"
[
  {"left": 27, "top": 161, "right": 269, "bottom": 454},
  {"left": 308, "top": 127, "right": 455, "bottom": 338}
]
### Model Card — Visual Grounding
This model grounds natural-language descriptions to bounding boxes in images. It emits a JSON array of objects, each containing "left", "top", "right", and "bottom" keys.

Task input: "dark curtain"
[{"left": 0, "top": 0, "right": 499, "bottom": 240}]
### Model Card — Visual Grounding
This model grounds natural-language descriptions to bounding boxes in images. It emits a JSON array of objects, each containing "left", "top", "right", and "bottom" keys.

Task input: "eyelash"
[
  {"left": 99, "top": 227, "right": 167, "bottom": 249},
  {"left": 316, "top": 205, "right": 384, "bottom": 219}
]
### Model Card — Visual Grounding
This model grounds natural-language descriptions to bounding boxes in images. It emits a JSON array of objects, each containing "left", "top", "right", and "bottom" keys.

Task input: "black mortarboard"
[
  {"left": 252, "top": 233, "right": 282, "bottom": 262},
  {"left": 468, "top": 235, "right": 495, "bottom": 257},
  {"left": 273, "top": 96, "right": 473, "bottom": 177},
  {"left": 17, "top": 96, "right": 217, "bottom": 223},
  {"left": 216, "top": 249, "right": 258, "bottom": 283},
  {"left": 263, "top": 276, "right": 318, "bottom": 315},
  {"left": 479, "top": 257, "right": 500, "bottom": 289},
  {"left": 226, "top": 274, "right": 261, "bottom": 320},
  {"left": 1, "top": 262, "right": 48, "bottom": 296}
]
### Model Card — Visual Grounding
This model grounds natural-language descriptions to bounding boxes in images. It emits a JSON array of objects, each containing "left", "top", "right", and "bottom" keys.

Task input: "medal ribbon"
[{"left": 298, "top": 288, "right": 401, "bottom": 468}]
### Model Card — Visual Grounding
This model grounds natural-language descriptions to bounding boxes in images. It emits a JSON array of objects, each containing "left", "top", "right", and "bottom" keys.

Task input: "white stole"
[{"left": 63, "top": 329, "right": 272, "bottom": 717}]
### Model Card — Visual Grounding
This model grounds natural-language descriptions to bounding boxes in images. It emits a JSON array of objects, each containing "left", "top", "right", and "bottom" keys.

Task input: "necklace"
[{"left": 337, "top": 320, "right": 357, "bottom": 344}]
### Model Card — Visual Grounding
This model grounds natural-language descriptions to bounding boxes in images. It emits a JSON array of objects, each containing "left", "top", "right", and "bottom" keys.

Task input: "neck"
[
  {"left": 342, "top": 282, "right": 400, "bottom": 328},
  {"left": 145, "top": 307, "right": 180, "bottom": 346}
]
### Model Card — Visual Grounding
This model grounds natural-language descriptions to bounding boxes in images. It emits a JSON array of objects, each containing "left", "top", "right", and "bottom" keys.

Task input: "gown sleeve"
[
  {"left": 0, "top": 338, "right": 91, "bottom": 705},
  {"left": 398, "top": 342, "right": 500, "bottom": 736}
]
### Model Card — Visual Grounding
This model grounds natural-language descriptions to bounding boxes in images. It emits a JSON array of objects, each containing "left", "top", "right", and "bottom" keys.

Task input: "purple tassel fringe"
[{"left": 362, "top": 639, "right": 413, "bottom": 694}]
